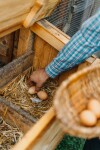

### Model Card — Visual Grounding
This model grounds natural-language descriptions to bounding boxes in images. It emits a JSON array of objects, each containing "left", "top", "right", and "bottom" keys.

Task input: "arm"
[
  {"left": 45, "top": 10, "right": 100, "bottom": 78},
  {"left": 30, "top": 10, "right": 100, "bottom": 90}
]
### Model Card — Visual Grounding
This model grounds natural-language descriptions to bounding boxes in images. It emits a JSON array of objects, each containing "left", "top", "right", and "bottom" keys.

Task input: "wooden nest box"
[{"left": 0, "top": 0, "right": 100, "bottom": 150}]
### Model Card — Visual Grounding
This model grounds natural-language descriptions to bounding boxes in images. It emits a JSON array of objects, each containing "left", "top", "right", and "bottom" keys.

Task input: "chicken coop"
[{"left": 0, "top": 0, "right": 100, "bottom": 150}]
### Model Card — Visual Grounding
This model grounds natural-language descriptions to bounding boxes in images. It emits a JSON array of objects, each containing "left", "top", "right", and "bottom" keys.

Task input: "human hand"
[{"left": 28, "top": 69, "right": 49, "bottom": 91}]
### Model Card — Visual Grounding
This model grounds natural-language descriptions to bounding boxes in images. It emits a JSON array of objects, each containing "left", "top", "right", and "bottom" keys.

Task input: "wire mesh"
[{"left": 47, "top": 0, "right": 97, "bottom": 37}]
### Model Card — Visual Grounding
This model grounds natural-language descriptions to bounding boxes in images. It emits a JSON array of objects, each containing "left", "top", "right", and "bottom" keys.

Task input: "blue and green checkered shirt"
[{"left": 45, "top": 9, "right": 100, "bottom": 78}]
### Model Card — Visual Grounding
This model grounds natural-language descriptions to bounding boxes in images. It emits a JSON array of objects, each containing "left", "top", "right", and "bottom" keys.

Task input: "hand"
[{"left": 28, "top": 69, "right": 49, "bottom": 91}]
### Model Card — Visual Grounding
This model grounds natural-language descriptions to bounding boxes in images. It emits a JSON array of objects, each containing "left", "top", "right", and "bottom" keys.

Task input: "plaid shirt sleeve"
[{"left": 45, "top": 9, "right": 100, "bottom": 78}]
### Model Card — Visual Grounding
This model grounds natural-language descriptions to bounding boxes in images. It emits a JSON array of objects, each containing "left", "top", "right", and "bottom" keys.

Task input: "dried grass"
[
  {"left": 0, "top": 67, "right": 58, "bottom": 149},
  {"left": 1, "top": 67, "right": 58, "bottom": 120},
  {"left": 0, "top": 117, "right": 23, "bottom": 150}
]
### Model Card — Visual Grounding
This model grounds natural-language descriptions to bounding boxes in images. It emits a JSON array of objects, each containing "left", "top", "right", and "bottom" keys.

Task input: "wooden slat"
[
  {"left": 13, "top": 107, "right": 64, "bottom": 150},
  {"left": 0, "top": 25, "right": 21, "bottom": 38},
  {"left": 33, "top": 35, "right": 58, "bottom": 70},
  {"left": 15, "top": 28, "right": 34, "bottom": 58},
  {"left": 31, "top": 20, "right": 70, "bottom": 51},
  {"left": 31, "top": 119, "right": 63, "bottom": 150},
  {"left": 0, "top": 51, "right": 33, "bottom": 88}
]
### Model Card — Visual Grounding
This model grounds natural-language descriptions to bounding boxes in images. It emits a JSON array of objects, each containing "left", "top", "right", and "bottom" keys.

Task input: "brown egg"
[
  {"left": 28, "top": 86, "right": 36, "bottom": 95},
  {"left": 80, "top": 110, "right": 97, "bottom": 127},
  {"left": 37, "top": 91, "right": 48, "bottom": 100},
  {"left": 88, "top": 99, "right": 100, "bottom": 118}
]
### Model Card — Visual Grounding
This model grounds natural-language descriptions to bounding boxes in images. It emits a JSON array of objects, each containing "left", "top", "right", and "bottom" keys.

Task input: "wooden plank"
[
  {"left": 0, "top": 14, "right": 27, "bottom": 34},
  {"left": 0, "top": 25, "right": 21, "bottom": 38},
  {"left": 0, "top": 97, "right": 33, "bottom": 134},
  {"left": 31, "top": 20, "right": 70, "bottom": 51},
  {"left": 31, "top": 119, "right": 64, "bottom": 150},
  {"left": 23, "top": 0, "right": 61, "bottom": 28},
  {"left": 13, "top": 107, "right": 64, "bottom": 150},
  {"left": 33, "top": 35, "right": 58, "bottom": 70},
  {"left": 0, "top": 51, "right": 33, "bottom": 88},
  {"left": 15, "top": 28, "right": 34, "bottom": 57}
]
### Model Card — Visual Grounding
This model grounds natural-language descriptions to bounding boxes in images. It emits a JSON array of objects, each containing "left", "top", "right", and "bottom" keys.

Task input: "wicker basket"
[{"left": 54, "top": 65, "right": 100, "bottom": 139}]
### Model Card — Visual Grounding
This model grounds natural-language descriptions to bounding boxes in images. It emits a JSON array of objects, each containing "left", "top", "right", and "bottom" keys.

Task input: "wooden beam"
[
  {"left": 31, "top": 19, "right": 70, "bottom": 51},
  {"left": 15, "top": 28, "right": 34, "bottom": 58},
  {"left": 13, "top": 107, "right": 64, "bottom": 150},
  {"left": 0, "top": 25, "right": 21, "bottom": 38},
  {"left": 0, "top": 51, "right": 33, "bottom": 88}
]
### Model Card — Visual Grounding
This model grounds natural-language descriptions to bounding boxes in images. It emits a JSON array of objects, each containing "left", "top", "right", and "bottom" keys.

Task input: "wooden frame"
[{"left": 0, "top": 19, "right": 98, "bottom": 150}]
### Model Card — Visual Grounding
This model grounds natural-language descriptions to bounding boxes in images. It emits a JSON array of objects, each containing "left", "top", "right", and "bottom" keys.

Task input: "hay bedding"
[
  {"left": 0, "top": 117, "right": 23, "bottom": 150},
  {"left": 0, "top": 67, "right": 58, "bottom": 149},
  {"left": 0, "top": 67, "right": 58, "bottom": 120}
]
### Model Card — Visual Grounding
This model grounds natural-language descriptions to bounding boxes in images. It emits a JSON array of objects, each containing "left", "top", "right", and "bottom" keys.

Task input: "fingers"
[
  {"left": 35, "top": 82, "right": 43, "bottom": 92},
  {"left": 27, "top": 78, "right": 34, "bottom": 87},
  {"left": 28, "top": 69, "right": 49, "bottom": 91}
]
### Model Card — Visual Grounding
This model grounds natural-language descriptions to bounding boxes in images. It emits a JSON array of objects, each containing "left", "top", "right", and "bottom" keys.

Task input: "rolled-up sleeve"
[{"left": 45, "top": 10, "right": 100, "bottom": 78}]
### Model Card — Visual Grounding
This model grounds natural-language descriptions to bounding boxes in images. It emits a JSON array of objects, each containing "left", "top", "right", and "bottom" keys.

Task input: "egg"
[
  {"left": 28, "top": 86, "right": 36, "bottom": 95},
  {"left": 80, "top": 110, "right": 97, "bottom": 127},
  {"left": 88, "top": 99, "right": 100, "bottom": 118},
  {"left": 37, "top": 91, "right": 48, "bottom": 100}
]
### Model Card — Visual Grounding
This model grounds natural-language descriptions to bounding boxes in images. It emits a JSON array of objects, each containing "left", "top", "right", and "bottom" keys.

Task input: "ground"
[{"left": 56, "top": 135, "right": 85, "bottom": 150}]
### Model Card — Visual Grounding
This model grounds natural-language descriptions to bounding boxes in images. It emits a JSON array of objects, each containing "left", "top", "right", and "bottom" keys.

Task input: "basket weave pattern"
[{"left": 54, "top": 65, "right": 100, "bottom": 139}]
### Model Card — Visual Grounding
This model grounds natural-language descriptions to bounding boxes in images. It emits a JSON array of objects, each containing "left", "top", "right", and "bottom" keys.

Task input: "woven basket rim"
[{"left": 54, "top": 64, "right": 100, "bottom": 138}]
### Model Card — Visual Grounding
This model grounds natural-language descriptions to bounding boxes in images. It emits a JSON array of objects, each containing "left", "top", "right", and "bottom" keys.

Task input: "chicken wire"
[{"left": 47, "top": 0, "right": 99, "bottom": 37}]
